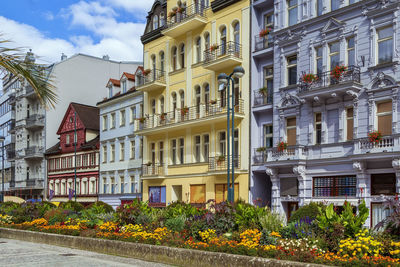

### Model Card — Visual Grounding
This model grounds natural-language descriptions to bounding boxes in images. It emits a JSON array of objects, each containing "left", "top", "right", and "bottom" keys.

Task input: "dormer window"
[
  {"left": 108, "top": 86, "right": 113, "bottom": 98},
  {"left": 153, "top": 15, "right": 159, "bottom": 30},
  {"left": 160, "top": 12, "right": 165, "bottom": 27},
  {"left": 122, "top": 80, "right": 127, "bottom": 93}
]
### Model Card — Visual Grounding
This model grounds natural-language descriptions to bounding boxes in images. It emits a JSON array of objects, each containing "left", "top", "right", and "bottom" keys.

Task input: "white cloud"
[
  {"left": 104, "top": 0, "right": 153, "bottom": 19},
  {"left": 43, "top": 11, "right": 55, "bottom": 21}
]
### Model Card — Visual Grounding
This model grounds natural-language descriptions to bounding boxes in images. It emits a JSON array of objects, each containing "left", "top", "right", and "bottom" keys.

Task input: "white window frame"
[
  {"left": 120, "top": 142, "right": 125, "bottom": 161},
  {"left": 130, "top": 140, "right": 136, "bottom": 160},
  {"left": 110, "top": 113, "right": 116, "bottom": 129},
  {"left": 376, "top": 26, "right": 393, "bottom": 65},
  {"left": 102, "top": 115, "right": 108, "bottom": 131},
  {"left": 120, "top": 110, "right": 126, "bottom": 127}
]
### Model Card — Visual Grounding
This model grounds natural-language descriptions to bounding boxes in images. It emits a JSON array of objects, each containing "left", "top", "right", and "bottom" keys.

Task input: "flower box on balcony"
[
  {"left": 181, "top": 107, "right": 189, "bottom": 116},
  {"left": 258, "top": 87, "right": 269, "bottom": 96},
  {"left": 137, "top": 117, "right": 146, "bottom": 124},
  {"left": 277, "top": 141, "right": 288, "bottom": 152},
  {"left": 259, "top": 28, "right": 271, "bottom": 38},
  {"left": 256, "top": 147, "right": 266, "bottom": 152},
  {"left": 302, "top": 73, "right": 318, "bottom": 83},
  {"left": 368, "top": 131, "right": 382, "bottom": 144},
  {"left": 210, "top": 44, "right": 218, "bottom": 52},
  {"left": 209, "top": 99, "right": 217, "bottom": 105},
  {"left": 330, "top": 65, "right": 347, "bottom": 79},
  {"left": 168, "top": 11, "right": 176, "bottom": 18},
  {"left": 160, "top": 113, "right": 167, "bottom": 121}
]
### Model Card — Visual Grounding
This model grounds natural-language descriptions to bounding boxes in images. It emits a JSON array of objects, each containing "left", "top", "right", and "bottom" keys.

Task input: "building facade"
[
  {"left": 46, "top": 103, "right": 99, "bottom": 204},
  {"left": 8, "top": 51, "right": 140, "bottom": 200},
  {"left": 97, "top": 69, "right": 143, "bottom": 209},
  {"left": 251, "top": 0, "right": 400, "bottom": 227},
  {"left": 138, "top": 0, "right": 251, "bottom": 206}
]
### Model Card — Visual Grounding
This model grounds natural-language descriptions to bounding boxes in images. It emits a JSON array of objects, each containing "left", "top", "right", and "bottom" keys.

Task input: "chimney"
[
  {"left": 61, "top": 53, "right": 67, "bottom": 61},
  {"left": 102, "top": 55, "right": 110, "bottom": 60}
]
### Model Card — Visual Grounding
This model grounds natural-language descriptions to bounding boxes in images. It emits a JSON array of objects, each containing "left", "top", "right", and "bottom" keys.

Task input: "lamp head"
[
  {"left": 233, "top": 66, "right": 245, "bottom": 78},
  {"left": 217, "top": 73, "right": 228, "bottom": 86}
]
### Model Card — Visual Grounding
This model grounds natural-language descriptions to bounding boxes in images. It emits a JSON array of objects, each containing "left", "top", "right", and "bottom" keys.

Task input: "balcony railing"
[
  {"left": 254, "top": 35, "right": 274, "bottom": 52},
  {"left": 136, "top": 69, "right": 166, "bottom": 88},
  {"left": 26, "top": 179, "right": 44, "bottom": 188},
  {"left": 26, "top": 114, "right": 45, "bottom": 129},
  {"left": 25, "top": 86, "right": 36, "bottom": 98},
  {"left": 355, "top": 135, "right": 399, "bottom": 154},
  {"left": 204, "top": 41, "right": 242, "bottom": 64},
  {"left": 253, "top": 148, "right": 267, "bottom": 164},
  {"left": 208, "top": 155, "right": 240, "bottom": 172},
  {"left": 298, "top": 66, "right": 361, "bottom": 93},
  {"left": 25, "top": 146, "right": 44, "bottom": 158},
  {"left": 6, "top": 149, "right": 15, "bottom": 160},
  {"left": 263, "top": 146, "right": 308, "bottom": 162},
  {"left": 142, "top": 163, "right": 165, "bottom": 176},
  {"left": 137, "top": 99, "right": 244, "bottom": 132},
  {"left": 165, "top": 4, "right": 207, "bottom": 28},
  {"left": 253, "top": 90, "right": 273, "bottom": 106}
]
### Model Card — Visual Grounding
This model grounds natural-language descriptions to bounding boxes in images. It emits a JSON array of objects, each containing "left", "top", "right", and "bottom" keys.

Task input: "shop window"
[
  {"left": 190, "top": 184, "right": 206, "bottom": 204},
  {"left": 371, "top": 173, "right": 396, "bottom": 195},
  {"left": 149, "top": 186, "right": 166, "bottom": 206},
  {"left": 313, "top": 176, "right": 356, "bottom": 197}
]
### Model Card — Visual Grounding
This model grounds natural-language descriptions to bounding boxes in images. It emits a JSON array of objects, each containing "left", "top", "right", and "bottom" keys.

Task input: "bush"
[
  {"left": 289, "top": 202, "right": 325, "bottom": 223},
  {"left": 59, "top": 201, "right": 84, "bottom": 212},
  {"left": 44, "top": 208, "right": 69, "bottom": 225},
  {"left": 205, "top": 201, "right": 236, "bottom": 235},
  {"left": 115, "top": 199, "right": 152, "bottom": 225},
  {"left": 165, "top": 215, "right": 186, "bottom": 232},
  {"left": 234, "top": 201, "right": 268, "bottom": 230},
  {"left": 85, "top": 201, "right": 114, "bottom": 214},
  {"left": 259, "top": 209, "right": 285, "bottom": 233},
  {"left": 165, "top": 201, "right": 204, "bottom": 220},
  {"left": 0, "top": 202, "right": 20, "bottom": 216}
]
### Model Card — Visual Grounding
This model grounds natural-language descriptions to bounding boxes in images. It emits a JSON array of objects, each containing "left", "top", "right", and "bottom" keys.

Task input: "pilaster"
[
  {"left": 293, "top": 165, "right": 309, "bottom": 206},
  {"left": 353, "top": 161, "right": 370, "bottom": 227},
  {"left": 266, "top": 168, "right": 282, "bottom": 214},
  {"left": 392, "top": 159, "right": 400, "bottom": 194}
]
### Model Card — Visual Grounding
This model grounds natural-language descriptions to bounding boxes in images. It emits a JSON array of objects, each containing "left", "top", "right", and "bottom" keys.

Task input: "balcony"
[
  {"left": 162, "top": 4, "right": 207, "bottom": 38},
  {"left": 26, "top": 179, "right": 44, "bottom": 188},
  {"left": 8, "top": 93, "right": 16, "bottom": 105},
  {"left": 254, "top": 35, "right": 274, "bottom": 54},
  {"left": 6, "top": 149, "right": 15, "bottom": 161},
  {"left": 253, "top": 90, "right": 273, "bottom": 107},
  {"left": 135, "top": 99, "right": 245, "bottom": 135},
  {"left": 24, "top": 146, "right": 44, "bottom": 160},
  {"left": 354, "top": 135, "right": 400, "bottom": 155},
  {"left": 203, "top": 42, "right": 242, "bottom": 71},
  {"left": 208, "top": 155, "right": 240, "bottom": 172},
  {"left": 24, "top": 86, "right": 36, "bottom": 99},
  {"left": 25, "top": 114, "right": 45, "bottom": 130},
  {"left": 253, "top": 0, "right": 274, "bottom": 9},
  {"left": 142, "top": 163, "right": 165, "bottom": 178},
  {"left": 9, "top": 120, "right": 16, "bottom": 134},
  {"left": 136, "top": 69, "right": 166, "bottom": 92},
  {"left": 263, "top": 146, "right": 308, "bottom": 164},
  {"left": 298, "top": 66, "right": 362, "bottom": 101}
]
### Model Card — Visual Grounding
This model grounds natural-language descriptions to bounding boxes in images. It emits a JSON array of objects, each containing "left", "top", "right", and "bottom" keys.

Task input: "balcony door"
[{"left": 327, "top": 109, "right": 339, "bottom": 143}]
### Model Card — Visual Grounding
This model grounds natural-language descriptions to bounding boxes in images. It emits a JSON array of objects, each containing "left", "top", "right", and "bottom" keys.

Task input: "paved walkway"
[{"left": 0, "top": 238, "right": 172, "bottom": 267}]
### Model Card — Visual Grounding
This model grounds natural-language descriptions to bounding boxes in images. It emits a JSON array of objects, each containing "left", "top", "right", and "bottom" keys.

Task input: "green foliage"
[
  {"left": 289, "top": 202, "right": 324, "bottom": 223},
  {"left": 115, "top": 199, "right": 152, "bottom": 225},
  {"left": 44, "top": 208, "right": 68, "bottom": 225},
  {"left": 85, "top": 201, "right": 114, "bottom": 214},
  {"left": 0, "top": 201, "right": 20, "bottom": 216},
  {"left": 165, "top": 215, "right": 186, "bottom": 232},
  {"left": 164, "top": 201, "right": 204, "bottom": 220},
  {"left": 59, "top": 201, "right": 84, "bottom": 212},
  {"left": 259, "top": 209, "right": 285, "bottom": 233},
  {"left": 260, "top": 229, "right": 278, "bottom": 245},
  {"left": 234, "top": 201, "right": 268, "bottom": 230}
]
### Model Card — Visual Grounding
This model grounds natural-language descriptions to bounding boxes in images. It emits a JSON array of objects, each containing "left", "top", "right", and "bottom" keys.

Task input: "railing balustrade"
[
  {"left": 142, "top": 163, "right": 165, "bottom": 176},
  {"left": 208, "top": 155, "right": 240, "bottom": 172},
  {"left": 165, "top": 4, "right": 207, "bottom": 28},
  {"left": 254, "top": 35, "right": 274, "bottom": 52},
  {"left": 136, "top": 69, "right": 166, "bottom": 87},
  {"left": 253, "top": 90, "right": 273, "bottom": 106},
  {"left": 204, "top": 41, "right": 242, "bottom": 64}
]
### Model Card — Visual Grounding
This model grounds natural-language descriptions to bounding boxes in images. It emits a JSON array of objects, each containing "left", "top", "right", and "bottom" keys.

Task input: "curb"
[{"left": 0, "top": 228, "right": 327, "bottom": 267}]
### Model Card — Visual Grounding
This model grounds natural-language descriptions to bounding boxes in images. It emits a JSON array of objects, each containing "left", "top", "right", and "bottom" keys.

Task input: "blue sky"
[{"left": 0, "top": 0, "right": 153, "bottom": 63}]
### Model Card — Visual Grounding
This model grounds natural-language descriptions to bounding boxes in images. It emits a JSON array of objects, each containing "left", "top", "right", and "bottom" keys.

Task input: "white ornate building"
[{"left": 251, "top": 0, "right": 400, "bottom": 227}]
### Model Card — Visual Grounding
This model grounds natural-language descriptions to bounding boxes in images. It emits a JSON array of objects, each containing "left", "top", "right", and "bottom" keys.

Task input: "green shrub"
[
  {"left": 59, "top": 201, "right": 84, "bottom": 212},
  {"left": 259, "top": 209, "right": 285, "bottom": 232},
  {"left": 115, "top": 199, "right": 152, "bottom": 225},
  {"left": 234, "top": 201, "right": 268, "bottom": 230},
  {"left": 165, "top": 215, "right": 186, "bottom": 232},
  {"left": 85, "top": 201, "right": 114, "bottom": 214},
  {"left": 0, "top": 201, "right": 20, "bottom": 215},
  {"left": 44, "top": 208, "right": 68, "bottom": 225},
  {"left": 289, "top": 202, "right": 325, "bottom": 223},
  {"left": 165, "top": 201, "right": 204, "bottom": 220}
]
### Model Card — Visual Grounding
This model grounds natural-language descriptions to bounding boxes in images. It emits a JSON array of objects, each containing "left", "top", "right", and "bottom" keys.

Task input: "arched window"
[
  {"left": 179, "top": 90, "right": 185, "bottom": 108},
  {"left": 160, "top": 12, "right": 165, "bottom": 27},
  {"left": 195, "top": 86, "right": 201, "bottom": 115},
  {"left": 151, "top": 55, "right": 156, "bottom": 72},
  {"left": 172, "top": 47, "right": 177, "bottom": 71},
  {"left": 153, "top": 15, "right": 159, "bottom": 30},
  {"left": 204, "top": 83, "right": 210, "bottom": 112},
  {"left": 172, "top": 92, "right": 177, "bottom": 118},
  {"left": 233, "top": 21, "right": 240, "bottom": 54},
  {"left": 195, "top": 37, "right": 201, "bottom": 63},
  {"left": 151, "top": 99, "right": 156, "bottom": 115},
  {"left": 159, "top": 51, "right": 165, "bottom": 74},
  {"left": 220, "top": 26, "right": 227, "bottom": 55},
  {"left": 204, "top": 32, "right": 210, "bottom": 50},
  {"left": 180, "top": 44, "right": 185, "bottom": 68},
  {"left": 160, "top": 96, "right": 165, "bottom": 114}
]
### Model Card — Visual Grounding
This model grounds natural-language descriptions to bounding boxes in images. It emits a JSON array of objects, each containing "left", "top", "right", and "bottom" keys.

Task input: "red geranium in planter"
[
  {"left": 259, "top": 28, "right": 271, "bottom": 38},
  {"left": 302, "top": 73, "right": 318, "bottom": 83},
  {"left": 277, "top": 141, "right": 288, "bottom": 152},
  {"left": 330, "top": 65, "right": 347, "bottom": 79},
  {"left": 368, "top": 130, "right": 382, "bottom": 144}
]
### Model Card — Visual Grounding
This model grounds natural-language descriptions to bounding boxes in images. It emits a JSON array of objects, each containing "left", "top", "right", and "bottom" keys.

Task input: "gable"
[
  {"left": 321, "top": 18, "right": 345, "bottom": 35},
  {"left": 57, "top": 104, "right": 84, "bottom": 135}
]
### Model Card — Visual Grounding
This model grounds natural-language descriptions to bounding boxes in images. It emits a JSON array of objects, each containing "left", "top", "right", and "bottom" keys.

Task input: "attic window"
[
  {"left": 108, "top": 86, "right": 113, "bottom": 98},
  {"left": 122, "top": 80, "right": 127, "bottom": 93},
  {"left": 69, "top": 117, "right": 73, "bottom": 123}
]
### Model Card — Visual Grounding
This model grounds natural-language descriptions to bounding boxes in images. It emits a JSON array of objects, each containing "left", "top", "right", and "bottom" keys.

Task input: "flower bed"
[{"left": 0, "top": 200, "right": 399, "bottom": 266}]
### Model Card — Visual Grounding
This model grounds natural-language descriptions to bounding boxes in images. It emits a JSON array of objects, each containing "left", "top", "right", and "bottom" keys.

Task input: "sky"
[{"left": 0, "top": 0, "right": 154, "bottom": 64}]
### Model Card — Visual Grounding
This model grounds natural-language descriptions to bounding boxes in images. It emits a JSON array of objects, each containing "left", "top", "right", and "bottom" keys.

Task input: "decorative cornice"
[
  {"left": 141, "top": 26, "right": 165, "bottom": 45},
  {"left": 211, "top": 0, "right": 241, "bottom": 13}
]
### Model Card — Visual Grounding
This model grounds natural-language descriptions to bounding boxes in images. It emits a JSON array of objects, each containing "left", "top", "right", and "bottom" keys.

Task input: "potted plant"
[
  {"left": 256, "top": 147, "right": 266, "bottom": 153},
  {"left": 368, "top": 130, "right": 382, "bottom": 144},
  {"left": 217, "top": 155, "right": 225, "bottom": 165},
  {"left": 258, "top": 87, "right": 269, "bottom": 96},
  {"left": 302, "top": 73, "right": 318, "bottom": 83},
  {"left": 209, "top": 99, "right": 217, "bottom": 105},
  {"left": 259, "top": 28, "right": 271, "bottom": 38},
  {"left": 330, "top": 65, "right": 347, "bottom": 79},
  {"left": 160, "top": 113, "right": 167, "bottom": 121},
  {"left": 210, "top": 44, "right": 218, "bottom": 52},
  {"left": 177, "top": 6, "right": 185, "bottom": 13},
  {"left": 181, "top": 106, "right": 189, "bottom": 116},
  {"left": 277, "top": 141, "right": 288, "bottom": 152},
  {"left": 143, "top": 69, "right": 151, "bottom": 76},
  {"left": 137, "top": 117, "right": 146, "bottom": 124},
  {"left": 168, "top": 11, "right": 176, "bottom": 18}
]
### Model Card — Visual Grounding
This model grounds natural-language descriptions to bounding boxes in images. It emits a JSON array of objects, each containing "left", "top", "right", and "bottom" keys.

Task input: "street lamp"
[
  {"left": 217, "top": 66, "right": 245, "bottom": 203},
  {"left": 0, "top": 136, "right": 5, "bottom": 203}
]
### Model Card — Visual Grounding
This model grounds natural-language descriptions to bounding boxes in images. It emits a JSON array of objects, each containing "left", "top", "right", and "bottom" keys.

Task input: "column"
[
  {"left": 266, "top": 168, "right": 283, "bottom": 215},
  {"left": 293, "top": 165, "right": 309, "bottom": 206},
  {"left": 393, "top": 159, "right": 400, "bottom": 195},
  {"left": 353, "top": 161, "right": 370, "bottom": 228}
]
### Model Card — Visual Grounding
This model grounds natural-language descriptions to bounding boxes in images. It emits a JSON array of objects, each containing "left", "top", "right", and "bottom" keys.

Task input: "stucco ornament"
[
  {"left": 353, "top": 161, "right": 365, "bottom": 172},
  {"left": 293, "top": 165, "right": 306, "bottom": 176},
  {"left": 265, "top": 167, "right": 277, "bottom": 177},
  {"left": 392, "top": 159, "right": 400, "bottom": 170}
]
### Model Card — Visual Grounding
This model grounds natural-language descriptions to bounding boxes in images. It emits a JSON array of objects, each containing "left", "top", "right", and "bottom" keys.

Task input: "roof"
[
  {"left": 81, "top": 135, "right": 100, "bottom": 150},
  {"left": 122, "top": 72, "right": 135, "bottom": 81},
  {"left": 45, "top": 142, "right": 61, "bottom": 155},
  {"left": 96, "top": 87, "right": 141, "bottom": 106},
  {"left": 108, "top": 78, "right": 120, "bottom": 87},
  {"left": 71, "top": 103, "right": 99, "bottom": 131}
]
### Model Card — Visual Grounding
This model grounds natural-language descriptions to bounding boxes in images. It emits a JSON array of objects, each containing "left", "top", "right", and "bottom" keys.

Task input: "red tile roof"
[
  {"left": 108, "top": 78, "right": 120, "bottom": 87},
  {"left": 123, "top": 72, "right": 135, "bottom": 81}
]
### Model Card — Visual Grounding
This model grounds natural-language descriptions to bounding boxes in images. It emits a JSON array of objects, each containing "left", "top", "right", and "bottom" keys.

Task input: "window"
[
  {"left": 159, "top": 141, "right": 164, "bottom": 164},
  {"left": 76, "top": 155, "right": 81, "bottom": 167},
  {"left": 204, "top": 84, "right": 210, "bottom": 112},
  {"left": 151, "top": 143, "right": 156, "bottom": 163},
  {"left": 110, "top": 113, "right": 116, "bottom": 128},
  {"left": 172, "top": 92, "right": 177, "bottom": 118},
  {"left": 287, "top": 56, "right": 297, "bottom": 85},
  {"left": 233, "top": 21, "right": 240, "bottom": 46},
  {"left": 264, "top": 124, "right": 273, "bottom": 148},
  {"left": 91, "top": 181, "right": 96, "bottom": 194},
  {"left": 263, "top": 66, "right": 273, "bottom": 100},
  {"left": 179, "top": 91, "right": 185, "bottom": 109},
  {"left": 171, "top": 139, "right": 177, "bottom": 165},
  {"left": 160, "top": 96, "right": 165, "bottom": 114},
  {"left": 120, "top": 177, "right": 124, "bottom": 194},
  {"left": 151, "top": 55, "right": 156, "bottom": 72},
  {"left": 315, "top": 47, "right": 323, "bottom": 75},
  {"left": 108, "top": 86, "right": 113, "bottom": 98},
  {"left": 120, "top": 142, "right": 125, "bottom": 161},
  {"left": 203, "top": 134, "right": 209, "bottom": 162},
  {"left": 190, "top": 184, "right": 205, "bottom": 204},
  {"left": 313, "top": 176, "right": 356, "bottom": 197},
  {"left": 149, "top": 186, "right": 166, "bottom": 204},
  {"left": 120, "top": 110, "right": 126, "bottom": 127},
  {"left": 82, "top": 181, "right": 87, "bottom": 195},
  {"left": 287, "top": 0, "right": 298, "bottom": 26},
  {"left": 103, "top": 178, "right": 107, "bottom": 193},
  {"left": 139, "top": 139, "right": 143, "bottom": 159},
  {"left": 110, "top": 144, "right": 115, "bottom": 162},
  {"left": 122, "top": 80, "right": 127, "bottom": 93},
  {"left": 160, "top": 12, "right": 165, "bottom": 27},
  {"left": 316, "top": 0, "right": 323, "bottom": 16},
  {"left": 160, "top": 51, "right": 165, "bottom": 73},
  {"left": 102, "top": 145, "right": 107, "bottom": 163},
  {"left": 130, "top": 177, "right": 136, "bottom": 193},
  {"left": 215, "top": 184, "right": 239, "bottom": 203},
  {"left": 195, "top": 37, "right": 201, "bottom": 63},
  {"left": 194, "top": 135, "right": 201, "bottom": 162},
  {"left": 151, "top": 99, "right": 156, "bottom": 115},
  {"left": 346, "top": 108, "right": 354, "bottom": 141},
  {"left": 180, "top": 44, "right": 185, "bottom": 68},
  {"left": 111, "top": 177, "right": 115, "bottom": 194},
  {"left": 377, "top": 101, "right": 392, "bottom": 136},
  {"left": 219, "top": 131, "right": 226, "bottom": 155},
  {"left": 286, "top": 117, "right": 296, "bottom": 146},
  {"left": 331, "top": 0, "right": 340, "bottom": 11},
  {"left": 179, "top": 138, "right": 184, "bottom": 164},
  {"left": 66, "top": 135, "right": 70, "bottom": 145},
  {"left": 347, "top": 37, "right": 355, "bottom": 66},
  {"left": 371, "top": 203, "right": 391, "bottom": 229},
  {"left": 377, "top": 27, "right": 393, "bottom": 64},
  {"left": 329, "top": 42, "right": 340, "bottom": 70},
  {"left": 371, "top": 173, "right": 396, "bottom": 195},
  {"left": 220, "top": 26, "right": 227, "bottom": 55},
  {"left": 130, "top": 107, "right": 136, "bottom": 123},
  {"left": 204, "top": 32, "right": 210, "bottom": 50},
  {"left": 195, "top": 86, "right": 201, "bottom": 115},
  {"left": 264, "top": 13, "right": 273, "bottom": 29},
  {"left": 102, "top": 116, "right": 108, "bottom": 131},
  {"left": 315, "top": 113, "right": 322, "bottom": 144},
  {"left": 153, "top": 15, "right": 159, "bottom": 30},
  {"left": 172, "top": 47, "right": 177, "bottom": 71},
  {"left": 130, "top": 140, "right": 135, "bottom": 159}
]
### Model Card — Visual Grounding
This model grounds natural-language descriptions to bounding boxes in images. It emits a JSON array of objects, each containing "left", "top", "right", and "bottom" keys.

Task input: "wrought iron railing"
[
  {"left": 26, "top": 179, "right": 44, "bottom": 187},
  {"left": 254, "top": 35, "right": 274, "bottom": 52},
  {"left": 253, "top": 90, "right": 273, "bottom": 106},
  {"left": 204, "top": 41, "right": 242, "bottom": 64},
  {"left": 298, "top": 65, "right": 361, "bottom": 93},
  {"left": 208, "top": 155, "right": 240, "bottom": 171},
  {"left": 165, "top": 4, "right": 207, "bottom": 28},
  {"left": 137, "top": 99, "right": 244, "bottom": 131},
  {"left": 253, "top": 148, "right": 267, "bottom": 164},
  {"left": 136, "top": 69, "right": 166, "bottom": 87},
  {"left": 142, "top": 163, "right": 164, "bottom": 176}
]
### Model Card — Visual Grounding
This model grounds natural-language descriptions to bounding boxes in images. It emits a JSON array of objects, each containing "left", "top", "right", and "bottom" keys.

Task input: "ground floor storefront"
[
  {"left": 142, "top": 173, "right": 249, "bottom": 206},
  {"left": 99, "top": 193, "right": 142, "bottom": 209}
]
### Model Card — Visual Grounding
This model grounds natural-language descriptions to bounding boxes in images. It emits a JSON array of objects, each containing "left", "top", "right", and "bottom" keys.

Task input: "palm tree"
[{"left": 0, "top": 37, "right": 58, "bottom": 108}]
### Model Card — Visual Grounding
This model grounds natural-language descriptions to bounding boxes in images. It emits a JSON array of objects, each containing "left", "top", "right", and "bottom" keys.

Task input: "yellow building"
[{"left": 137, "top": 0, "right": 250, "bottom": 206}]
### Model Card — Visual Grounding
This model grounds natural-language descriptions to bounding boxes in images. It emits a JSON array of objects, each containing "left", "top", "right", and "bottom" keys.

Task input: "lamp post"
[
  {"left": 0, "top": 136, "right": 5, "bottom": 203},
  {"left": 217, "top": 66, "right": 245, "bottom": 203}
]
